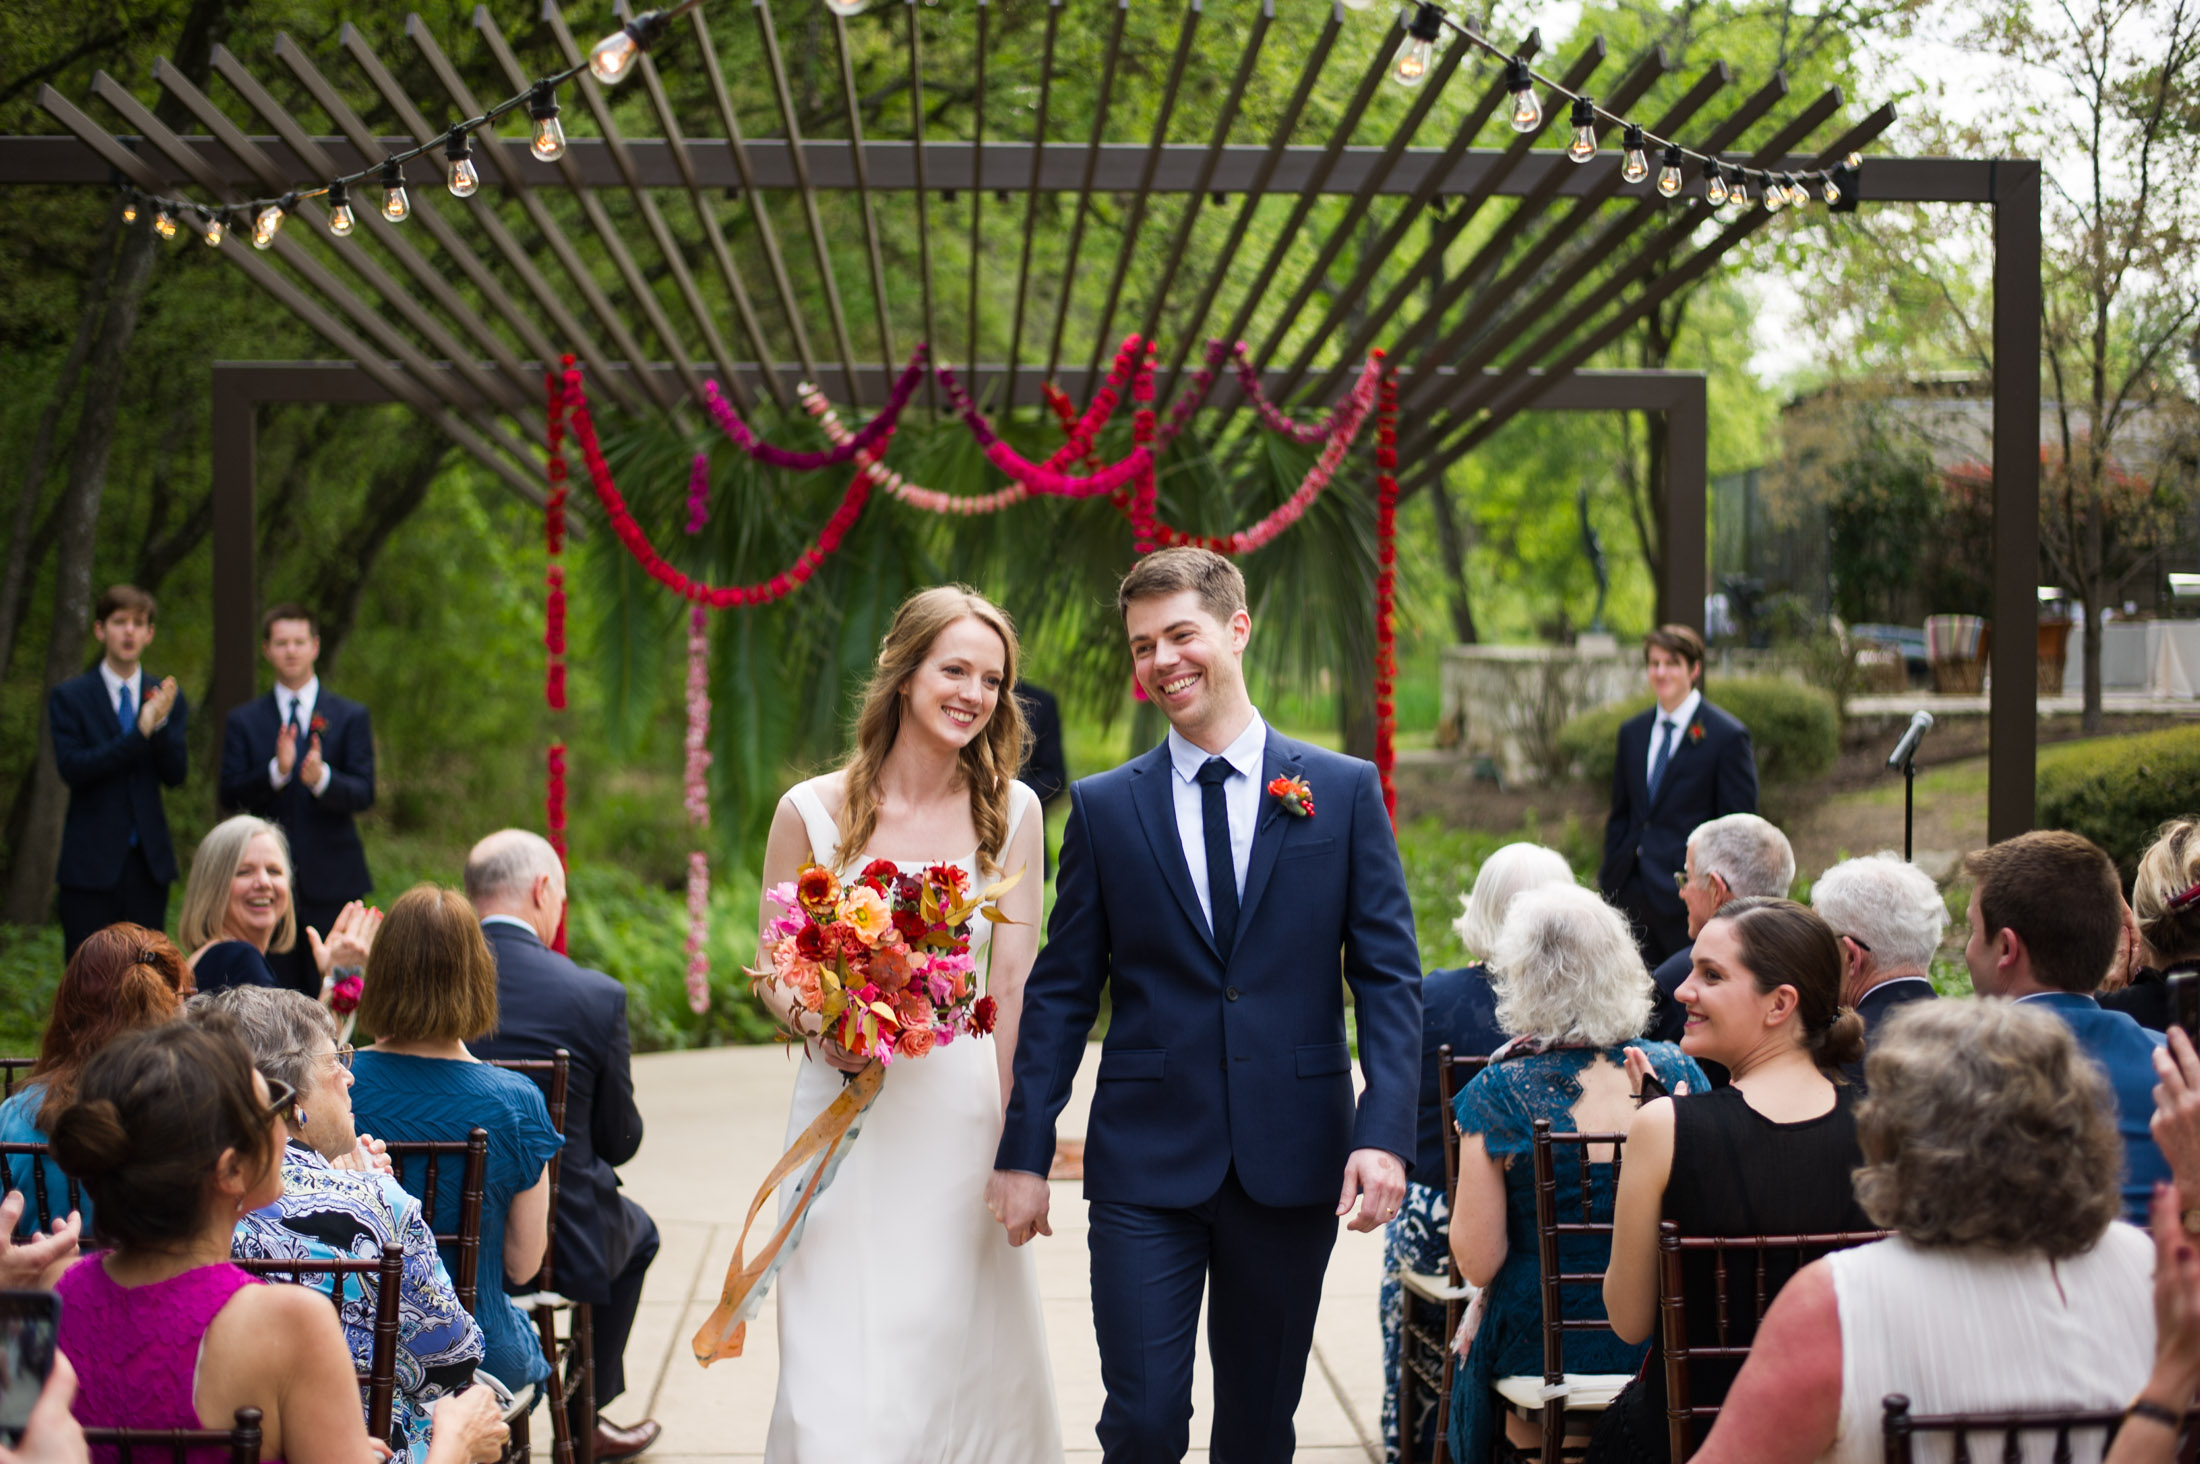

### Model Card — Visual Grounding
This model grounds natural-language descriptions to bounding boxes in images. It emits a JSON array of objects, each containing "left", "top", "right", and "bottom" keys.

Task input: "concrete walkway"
[{"left": 588, "top": 1044, "right": 1392, "bottom": 1463}]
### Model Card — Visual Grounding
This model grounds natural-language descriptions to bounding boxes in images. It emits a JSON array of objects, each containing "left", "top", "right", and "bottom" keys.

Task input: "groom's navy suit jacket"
[{"left": 999, "top": 728, "right": 1423, "bottom": 1209}]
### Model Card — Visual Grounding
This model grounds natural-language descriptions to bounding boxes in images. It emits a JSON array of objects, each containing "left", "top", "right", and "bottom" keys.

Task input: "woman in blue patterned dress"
[{"left": 1446, "top": 884, "right": 1704, "bottom": 1463}]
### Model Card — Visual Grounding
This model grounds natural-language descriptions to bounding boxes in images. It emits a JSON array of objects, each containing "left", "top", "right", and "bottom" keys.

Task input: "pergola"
[{"left": 13, "top": 0, "right": 2041, "bottom": 840}]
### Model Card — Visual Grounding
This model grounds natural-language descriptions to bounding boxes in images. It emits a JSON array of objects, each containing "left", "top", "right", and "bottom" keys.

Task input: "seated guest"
[
  {"left": 1808, "top": 852, "right": 1945, "bottom": 1087},
  {"left": 178, "top": 814, "right": 377, "bottom": 996},
  {"left": 1964, "top": 830, "right": 2168, "bottom": 1222},
  {"left": 1594, "top": 898, "right": 1871, "bottom": 1463},
  {"left": 1446, "top": 885, "right": 1707, "bottom": 1463},
  {"left": 465, "top": 830, "right": 661, "bottom": 1463},
  {"left": 189, "top": 986, "right": 485, "bottom": 1462},
  {"left": 0, "top": 923, "right": 186, "bottom": 1238},
  {"left": 1384, "top": 840, "right": 1575, "bottom": 1462},
  {"left": 1686, "top": 1000, "right": 2153, "bottom": 1464},
  {"left": 46, "top": 1020, "right": 508, "bottom": 1464},
  {"left": 2103, "top": 817, "right": 2200, "bottom": 1032},
  {"left": 348, "top": 885, "right": 564, "bottom": 1394},
  {"left": 1647, "top": 813, "right": 1794, "bottom": 1043}
]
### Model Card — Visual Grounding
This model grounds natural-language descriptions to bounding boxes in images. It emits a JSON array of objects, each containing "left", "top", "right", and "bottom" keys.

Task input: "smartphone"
[
  {"left": 2171, "top": 971, "right": 2199, "bottom": 1043},
  {"left": 0, "top": 1291, "right": 60, "bottom": 1447}
]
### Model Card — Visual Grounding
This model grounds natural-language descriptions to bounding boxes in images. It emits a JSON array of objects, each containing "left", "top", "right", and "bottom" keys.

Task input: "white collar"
[
  {"left": 1654, "top": 689, "right": 1702, "bottom": 732},
  {"left": 276, "top": 677, "right": 320, "bottom": 714},
  {"left": 98, "top": 662, "right": 142, "bottom": 701},
  {"left": 1167, "top": 709, "right": 1269, "bottom": 785}
]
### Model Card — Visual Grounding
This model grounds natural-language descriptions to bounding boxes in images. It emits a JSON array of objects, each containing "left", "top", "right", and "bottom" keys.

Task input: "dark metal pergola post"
[{"left": 1990, "top": 160, "right": 2043, "bottom": 844}]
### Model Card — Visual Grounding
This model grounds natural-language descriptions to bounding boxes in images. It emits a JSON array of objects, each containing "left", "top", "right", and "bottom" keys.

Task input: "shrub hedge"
[
  {"left": 1556, "top": 676, "right": 1842, "bottom": 787},
  {"left": 2037, "top": 725, "right": 2200, "bottom": 877}
]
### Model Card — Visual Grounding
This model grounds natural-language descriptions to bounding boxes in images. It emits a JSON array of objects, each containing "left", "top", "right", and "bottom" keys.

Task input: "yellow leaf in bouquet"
[
  {"left": 978, "top": 865, "right": 1027, "bottom": 902},
  {"left": 979, "top": 906, "right": 1017, "bottom": 925},
  {"left": 820, "top": 987, "right": 848, "bottom": 1021}
]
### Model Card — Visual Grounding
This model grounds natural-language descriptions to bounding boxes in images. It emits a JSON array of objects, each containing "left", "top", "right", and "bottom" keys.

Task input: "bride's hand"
[{"left": 815, "top": 1035, "right": 870, "bottom": 1074}]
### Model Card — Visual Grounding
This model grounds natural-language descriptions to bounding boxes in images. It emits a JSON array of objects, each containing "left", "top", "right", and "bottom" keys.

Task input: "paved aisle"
[{"left": 579, "top": 1045, "right": 1390, "bottom": 1462}]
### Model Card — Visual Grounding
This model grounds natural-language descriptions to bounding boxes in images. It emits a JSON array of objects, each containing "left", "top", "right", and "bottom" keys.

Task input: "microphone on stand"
[{"left": 1886, "top": 710, "right": 1934, "bottom": 771}]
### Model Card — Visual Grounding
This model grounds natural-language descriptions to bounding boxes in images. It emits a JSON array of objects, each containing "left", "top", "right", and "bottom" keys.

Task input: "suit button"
[{"left": 1225, "top": 986, "right": 1241, "bottom": 1001}]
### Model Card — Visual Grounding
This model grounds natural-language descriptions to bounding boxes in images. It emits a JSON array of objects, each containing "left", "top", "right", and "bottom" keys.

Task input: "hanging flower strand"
[
  {"left": 543, "top": 358, "right": 573, "bottom": 954},
  {"left": 681, "top": 447, "right": 715, "bottom": 1015},
  {"left": 1373, "top": 357, "right": 1399, "bottom": 824},
  {"left": 699, "top": 345, "right": 929, "bottom": 471}
]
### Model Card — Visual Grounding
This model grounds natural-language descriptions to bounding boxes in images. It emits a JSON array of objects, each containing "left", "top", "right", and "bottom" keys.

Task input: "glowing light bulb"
[
  {"left": 1763, "top": 173, "right": 1784, "bottom": 211},
  {"left": 529, "top": 86, "right": 565, "bottom": 162},
  {"left": 379, "top": 160, "right": 410, "bottom": 223},
  {"left": 824, "top": 0, "right": 870, "bottom": 13},
  {"left": 1656, "top": 143, "right": 1684, "bottom": 197},
  {"left": 445, "top": 130, "right": 479, "bottom": 198},
  {"left": 1728, "top": 175, "right": 1750, "bottom": 210},
  {"left": 327, "top": 179, "right": 355, "bottom": 236},
  {"left": 589, "top": 25, "right": 641, "bottom": 83},
  {"left": 1845, "top": 152, "right": 1862, "bottom": 169},
  {"left": 253, "top": 200, "right": 287, "bottom": 249},
  {"left": 1620, "top": 123, "right": 1649, "bottom": 183},
  {"left": 1393, "top": 4, "right": 1444, "bottom": 88},
  {"left": 1704, "top": 161, "right": 1728, "bottom": 207},
  {"left": 1505, "top": 57, "right": 1540, "bottom": 132},
  {"left": 203, "top": 211, "right": 225, "bottom": 247},
  {"left": 1821, "top": 174, "right": 1842, "bottom": 205},
  {"left": 1565, "top": 96, "right": 1599, "bottom": 162},
  {"left": 122, "top": 199, "right": 138, "bottom": 224},
  {"left": 154, "top": 209, "right": 178, "bottom": 240},
  {"left": 1791, "top": 174, "right": 1812, "bottom": 207}
]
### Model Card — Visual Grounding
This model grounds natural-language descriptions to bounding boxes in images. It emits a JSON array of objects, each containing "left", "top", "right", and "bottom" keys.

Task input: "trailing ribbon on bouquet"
[{"left": 692, "top": 1061, "right": 887, "bottom": 1364}]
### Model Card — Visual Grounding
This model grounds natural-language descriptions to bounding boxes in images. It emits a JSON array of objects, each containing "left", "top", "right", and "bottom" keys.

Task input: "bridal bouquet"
[{"left": 754, "top": 859, "right": 1020, "bottom": 1065}]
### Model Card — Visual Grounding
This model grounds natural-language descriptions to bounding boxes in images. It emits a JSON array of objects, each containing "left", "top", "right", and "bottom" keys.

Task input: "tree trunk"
[
  {"left": 2081, "top": 597, "right": 2104, "bottom": 736},
  {"left": 1428, "top": 477, "right": 1480, "bottom": 644},
  {"left": 1, "top": 222, "right": 161, "bottom": 925}
]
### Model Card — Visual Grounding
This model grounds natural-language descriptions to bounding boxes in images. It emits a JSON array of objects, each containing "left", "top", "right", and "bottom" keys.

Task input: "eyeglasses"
[
  {"left": 261, "top": 1078, "right": 299, "bottom": 1128},
  {"left": 275, "top": 1043, "right": 353, "bottom": 1072},
  {"left": 1673, "top": 868, "right": 1725, "bottom": 892}
]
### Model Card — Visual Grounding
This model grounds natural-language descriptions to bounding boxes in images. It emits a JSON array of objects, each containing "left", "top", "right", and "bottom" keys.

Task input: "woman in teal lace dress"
[{"left": 1447, "top": 884, "right": 1705, "bottom": 1463}]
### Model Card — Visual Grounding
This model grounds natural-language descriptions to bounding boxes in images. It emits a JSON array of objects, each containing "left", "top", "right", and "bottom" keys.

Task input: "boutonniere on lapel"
[
  {"left": 1266, "top": 774, "right": 1315, "bottom": 819},
  {"left": 1686, "top": 721, "right": 1704, "bottom": 745},
  {"left": 310, "top": 713, "right": 328, "bottom": 736}
]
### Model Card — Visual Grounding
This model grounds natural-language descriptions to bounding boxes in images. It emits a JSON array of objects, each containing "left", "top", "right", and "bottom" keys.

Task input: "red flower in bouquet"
[
  {"left": 795, "top": 864, "right": 840, "bottom": 914},
  {"left": 972, "top": 994, "right": 999, "bottom": 1035},
  {"left": 328, "top": 973, "right": 364, "bottom": 1015},
  {"left": 859, "top": 858, "right": 900, "bottom": 889}
]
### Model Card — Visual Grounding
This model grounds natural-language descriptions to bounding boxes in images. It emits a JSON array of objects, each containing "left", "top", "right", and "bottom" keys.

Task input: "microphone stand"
[{"left": 1901, "top": 742, "right": 1919, "bottom": 863}]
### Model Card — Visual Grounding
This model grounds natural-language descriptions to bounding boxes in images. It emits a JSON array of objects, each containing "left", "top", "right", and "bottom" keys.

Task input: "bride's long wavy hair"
[{"left": 833, "top": 586, "right": 1029, "bottom": 877}]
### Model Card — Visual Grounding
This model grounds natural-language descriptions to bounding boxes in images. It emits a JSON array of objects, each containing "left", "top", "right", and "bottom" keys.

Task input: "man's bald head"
[{"left": 464, "top": 829, "right": 565, "bottom": 927}]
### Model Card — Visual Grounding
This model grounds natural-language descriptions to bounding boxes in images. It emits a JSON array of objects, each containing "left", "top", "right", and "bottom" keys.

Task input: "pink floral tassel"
[{"left": 683, "top": 588, "right": 713, "bottom": 1013}]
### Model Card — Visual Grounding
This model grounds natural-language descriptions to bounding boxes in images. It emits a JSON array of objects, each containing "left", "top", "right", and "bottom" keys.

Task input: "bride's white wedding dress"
[{"left": 765, "top": 776, "right": 1063, "bottom": 1464}]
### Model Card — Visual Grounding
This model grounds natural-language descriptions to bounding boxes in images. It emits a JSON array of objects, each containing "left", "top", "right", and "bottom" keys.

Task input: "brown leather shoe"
[{"left": 592, "top": 1419, "right": 662, "bottom": 1463}]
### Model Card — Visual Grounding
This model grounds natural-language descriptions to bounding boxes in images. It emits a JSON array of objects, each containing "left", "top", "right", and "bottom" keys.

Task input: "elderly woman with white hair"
[
  {"left": 1444, "top": 884, "right": 1707, "bottom": 1463},
  {"left": 1809, "top": 852, "right": 1946, "bottom": 1085},
  {"left": 1382, "top": 842, "right": 1576, "bottom": 1461}
]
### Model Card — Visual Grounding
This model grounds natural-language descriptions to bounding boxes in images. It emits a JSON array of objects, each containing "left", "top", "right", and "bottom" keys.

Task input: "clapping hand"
[
  {"left": 2153, "top": 1027, "right": 2200, "bottom": 1204},
  {"left": 275, "top": 719, "right": 298, "bottom": 778},
  {"left": 1623, "top": 1046, "right": 1690, "bottom": 1105},
  {"left": 2104, "top": 900, "right": 2145, "bottom": 993},
  {"left": 307, "top": 900, "right": 382, "bottom": 984},
  {"left": 0, "top": 1192, "right": 80, "bottom": 1290},
  {"left": 135, "top": 677, "right": 178, "bottom": 736},
  {"left": 299, "top": 734, "right": 326, "bottom": 791}
]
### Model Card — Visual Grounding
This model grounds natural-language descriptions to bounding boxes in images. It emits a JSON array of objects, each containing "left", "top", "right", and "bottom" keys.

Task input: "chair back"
[
  {"left": 1659, "top": 1222, "right": 1894, "bottom": 1460},
  {"left": 484, "top": 1051, "right": 569, "bottom": 1293},
  {"left": 1436, "top": 1045, "right": 1493, "bottom": 1206},
  {"left": 82, "top": 1406, "right": 263, "bottom": 1464},
  {"left": 232, "top": 1241, "right": 404, "bottom": 1444},
  {"left": 381, "top": 1127, "right": 489, "bottom": 1314},
  {"left": 1529, "top": 1116, "right": 1629, "bottom": 1391},
  {"left": 1879, "top": 1394, "right": 2174, "bottom": 1464},
  {"left": 1, "top": 1056, "right": 36, "bottom": 1100},
  {"left": 1394, "top": 1045, "right": 1492, "bottom": 1464},
  {"left": 0, "top": 1140, "right": 84, "bottom": 1233}
]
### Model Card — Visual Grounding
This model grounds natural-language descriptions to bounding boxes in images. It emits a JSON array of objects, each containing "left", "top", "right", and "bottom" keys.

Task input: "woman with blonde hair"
[
  {"left": 2103, "top": 817, "right": 2200, "bottom": 1032},
  {"left": 178, "top": 813, "right": 378, "bottom": 995},
  {"left": 752, "top": 585, "right": 1058, "bottom": 1461}
]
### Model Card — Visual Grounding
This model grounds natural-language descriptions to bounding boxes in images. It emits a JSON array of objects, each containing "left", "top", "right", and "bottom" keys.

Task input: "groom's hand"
[
  {"left": 1338, "top": 1148, "right": 1407, "bottom": 1233},
  {"left": 986, "top": 1169, "right": 1053, "bottom": 1247}
]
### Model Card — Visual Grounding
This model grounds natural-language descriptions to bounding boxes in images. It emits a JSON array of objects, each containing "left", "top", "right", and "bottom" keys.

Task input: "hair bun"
[
  {"left": 1816, "top": 1007, "right": 1868, "bottom": 1071},
  {"left": 48, "top": 1097, "right": 132, "bottom": 1177}
]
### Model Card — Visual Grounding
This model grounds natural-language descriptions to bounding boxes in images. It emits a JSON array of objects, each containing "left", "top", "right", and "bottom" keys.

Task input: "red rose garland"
[
  {"left": 1373, "top": 360, "right": 1399, "bottom": 826},
  {"left": 544, "top": 361, "right": 573, "bottom": 952},
  {"left": 1128, "top": 342, "right": 1159, "bottom": 554}
]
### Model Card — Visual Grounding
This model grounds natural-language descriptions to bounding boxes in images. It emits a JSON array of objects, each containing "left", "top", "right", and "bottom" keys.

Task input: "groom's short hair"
[{"left": 1118, "top": 547, "right": 1247, "bottom": 625}]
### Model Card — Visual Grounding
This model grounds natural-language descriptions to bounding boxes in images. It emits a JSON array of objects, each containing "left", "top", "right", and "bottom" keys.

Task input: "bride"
[{"left": 753, "top": 585, "right": 1062, "bottom": 1463}]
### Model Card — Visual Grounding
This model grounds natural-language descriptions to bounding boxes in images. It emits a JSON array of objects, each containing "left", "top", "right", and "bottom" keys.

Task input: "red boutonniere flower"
[
  {"left": 310, "top": 713, "right": 328, "bottom": 736},
  {"left": 1687, "top": 722, "right": 1705, "bottom": 744},
  {"left": 1267, "top": 774, "right": 1315, "bottom": 819}
]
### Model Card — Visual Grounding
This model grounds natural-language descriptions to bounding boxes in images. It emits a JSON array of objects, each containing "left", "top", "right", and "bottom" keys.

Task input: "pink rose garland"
[{"left": 683, "top": 600, "right": 713, "bottom": 1015}]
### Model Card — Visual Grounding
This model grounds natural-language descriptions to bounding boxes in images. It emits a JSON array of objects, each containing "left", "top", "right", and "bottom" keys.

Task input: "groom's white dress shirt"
[
  {"left": 1645, "top": 688, "right": 1701, "bottom": 788},
  {"left": 1166, "top": 710, "right": 1266, "bottom": 935},
  {"left": 268, "top": 677, "right": 333, "bottom": 795}
]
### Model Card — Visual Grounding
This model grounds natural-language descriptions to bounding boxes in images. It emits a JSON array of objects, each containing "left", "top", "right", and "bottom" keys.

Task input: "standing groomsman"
[
  {"left": 50, "top": 585, "right": 188, "bottom": 957},
  {"left": 219, "top": 604, "right": 376, "bottom": 996}
]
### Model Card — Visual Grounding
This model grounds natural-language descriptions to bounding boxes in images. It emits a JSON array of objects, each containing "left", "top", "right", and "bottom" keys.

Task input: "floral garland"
[
  {"left": 1128, "top": 343, "right": 1159, "bottom": 554},
  {"left": 1373, "top": 362, "right": 1399, "bottom": 825},
  {"left": 805, "top": 389, "right": 1029, "bottom": 516},
  {"left": 682, "top": 457, "right": 715, "bottom": 1015},
  {"left": 699, "top": 345, "right": 929, "bottom": 471},
  {"left": 565, "top": 368, "right": 881, "bottom": 608},
  {"left": 544, "top": 361, "right": 573, "bottom": 954},
  {"left": 1231, "top": 342, "right": 1364, "bottom": 447}
]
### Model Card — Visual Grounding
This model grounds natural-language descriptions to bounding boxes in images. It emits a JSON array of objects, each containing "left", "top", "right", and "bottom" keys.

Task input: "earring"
[{"left": 293, "top": 1107, "right": 308, "bottom": 1128}]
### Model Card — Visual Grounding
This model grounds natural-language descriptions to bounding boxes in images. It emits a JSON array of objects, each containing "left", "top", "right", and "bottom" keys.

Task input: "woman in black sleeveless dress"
[{"left": 1590, "top": 897, "right": 1873, "bottom": 1464}]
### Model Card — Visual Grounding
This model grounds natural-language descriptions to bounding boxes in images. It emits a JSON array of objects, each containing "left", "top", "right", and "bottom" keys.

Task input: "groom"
[{"left": 990, "top": 548, "right": 1423, "bottom": 1463}]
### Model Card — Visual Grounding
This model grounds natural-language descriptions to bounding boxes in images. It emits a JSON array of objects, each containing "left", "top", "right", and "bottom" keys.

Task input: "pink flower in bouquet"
[
  {"left": 328, "top": 973, "right": 364, "bottom": 1016},
  {"left": 892, "top": 988, "right": 936, "bottom": 1033},
  {"left": 838, "top": 885, "right": 892, "bottom": 947},
  {"left": 898, "top": 1027, "right": 937, "bottom": 1060}
]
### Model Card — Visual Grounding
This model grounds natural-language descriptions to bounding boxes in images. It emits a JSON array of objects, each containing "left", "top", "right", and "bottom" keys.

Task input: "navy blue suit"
[
  {"left": 2023, "top": 991, "right": 2170, "bottom": 1224},
  {"left": 1000, "top": 728, "right": 1422, "bottom": 1462},
  {"left": 1598, "top": 700, "right": 1758, "bottom": 965},
  {"left": 1414, "top": 965, "right": 1506, "bottom": 1184},
  {"left": 220, "top": 690, "right": 375, "bottom": 995},
  {"left": 471, "top": 920, "right": 656, "bottom": 1412},
  {"left": 49, "top": 667, "right": 187, "bottom": 954},
  {"left": 1840, "top": 976, "right": 1938, "bottom": 1090}
]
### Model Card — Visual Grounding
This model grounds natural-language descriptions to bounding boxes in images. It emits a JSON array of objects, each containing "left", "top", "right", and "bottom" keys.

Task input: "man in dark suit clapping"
[
  {"left": 50, "top": 584, "right": 187, "bottom": 957},
  {"left": 465, "top": 829, "right": 661, "bottom": 1463},
  {"left": 219, "top": 604, "right": 376, "bottom": 996},
  {"left": 1597, "top": 624, "right": 1760, "bottom": 966}
]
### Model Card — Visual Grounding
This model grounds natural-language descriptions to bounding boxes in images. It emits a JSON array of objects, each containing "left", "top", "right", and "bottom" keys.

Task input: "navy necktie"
[
  {"left": 288, "top": 699, "right": 306, "bottom": 749},
  {"left": 115, "top": 683, "right": 135, "bottom": 736},
  {"left": 1197, "top": 757, "right": 1239, "bottom": 956},
  {"left": 1648, "top": 718, "right": 1678, "bottom": 800}
]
